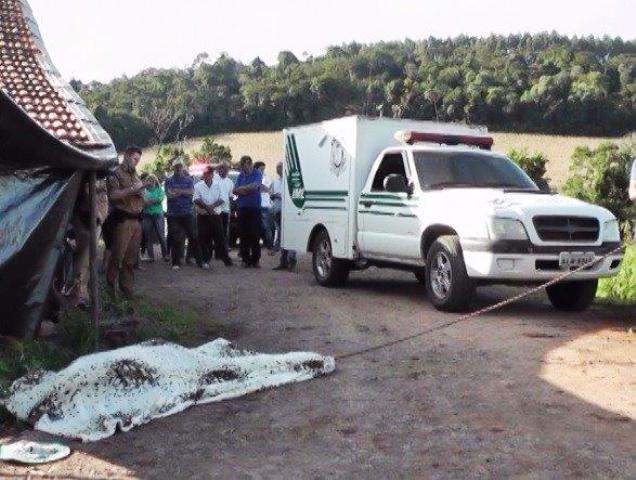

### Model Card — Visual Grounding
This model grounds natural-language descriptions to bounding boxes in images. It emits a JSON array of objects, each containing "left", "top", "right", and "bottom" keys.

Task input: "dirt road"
[{"left": 2, "top": 254, "right": 635, "bottom": 479}]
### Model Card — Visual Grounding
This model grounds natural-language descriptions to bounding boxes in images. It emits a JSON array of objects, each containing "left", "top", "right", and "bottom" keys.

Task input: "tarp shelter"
[{"left": 0, "top": 0, "right": 117, "bottom": 337}]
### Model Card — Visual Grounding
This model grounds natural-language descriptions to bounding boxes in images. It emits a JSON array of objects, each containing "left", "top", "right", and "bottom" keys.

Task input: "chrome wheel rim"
[
  {"left": 430, "top": 251, "right": 452, "bottom": 299},
  {"left": 316, "top": 238, "right": 332, "bottom": 279}
]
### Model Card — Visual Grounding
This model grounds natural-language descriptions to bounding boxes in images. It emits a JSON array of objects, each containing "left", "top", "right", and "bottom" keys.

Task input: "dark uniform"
[{"left": 106, "top": 163, "right": 144, "bottom": 297}]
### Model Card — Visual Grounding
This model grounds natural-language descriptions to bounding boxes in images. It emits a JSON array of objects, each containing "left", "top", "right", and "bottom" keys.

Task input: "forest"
[{"left": 72, "top": 33, "right": 636, "bottom": 149}]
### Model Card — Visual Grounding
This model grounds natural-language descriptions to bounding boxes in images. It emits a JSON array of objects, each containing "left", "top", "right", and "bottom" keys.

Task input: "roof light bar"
[{"left": 395, "top": 130, "right": 494, "bottom": 150}]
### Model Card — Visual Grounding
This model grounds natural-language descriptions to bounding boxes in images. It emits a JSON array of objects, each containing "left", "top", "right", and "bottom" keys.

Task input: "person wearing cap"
[
  {"left": 233, "top": 155, "right": 263, "bottom": 267},
  {"left": 165, "top": 157, "right": 204, "bottom": 270},
  {"left": 194, "top": 166, "right": 233, "bottom": 267},
  {"left": 106, "top": 146, "right": 146, "bottom": 298}
]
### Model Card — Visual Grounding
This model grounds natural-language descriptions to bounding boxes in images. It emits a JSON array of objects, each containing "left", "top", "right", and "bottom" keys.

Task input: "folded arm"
[{"left": 110, "top": 179, "right": 144, "bottom": 201}]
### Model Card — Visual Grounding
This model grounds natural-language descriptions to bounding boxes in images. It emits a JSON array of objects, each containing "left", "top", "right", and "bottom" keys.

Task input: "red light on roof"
[{"left": 395, "top": 130, "right": 494, "bottom": 150}]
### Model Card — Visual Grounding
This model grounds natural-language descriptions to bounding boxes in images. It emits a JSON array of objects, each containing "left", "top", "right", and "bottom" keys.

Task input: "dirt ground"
[{"left": 2, "top": 253, "right": 635, "bottom": 479}]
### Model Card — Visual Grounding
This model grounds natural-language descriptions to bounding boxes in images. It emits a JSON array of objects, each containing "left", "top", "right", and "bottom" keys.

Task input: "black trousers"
[
  {"left": 220, "top": 212, "right": 229, "bottom": 236},
  {"left": 197, "top": 214, "right": 231, "bottom": 263},
  {"left": 239, "top": 207, "right": 261, "bottom": 266},
  {"left": 167, "top": 214, "right": 202, "bottom": 267},
  {"left": 220, "top": 212, "right": 230, "bottom": 247}
]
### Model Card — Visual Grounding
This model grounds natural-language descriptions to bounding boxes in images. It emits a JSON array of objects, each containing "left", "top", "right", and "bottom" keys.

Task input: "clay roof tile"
[{"left": 0, "top": 0, "right": 112, "bottom": 150}]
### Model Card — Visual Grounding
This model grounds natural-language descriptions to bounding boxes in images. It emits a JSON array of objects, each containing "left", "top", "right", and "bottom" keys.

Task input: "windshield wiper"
[
  {"left": 503, "top": 187, "right": 551, "bottom": 194},
  {"left": 483, "top": 182, "right": 525, "bottom": 188},
  {"left": 425, "top": 182, "right": 478, "bottom": 190}
]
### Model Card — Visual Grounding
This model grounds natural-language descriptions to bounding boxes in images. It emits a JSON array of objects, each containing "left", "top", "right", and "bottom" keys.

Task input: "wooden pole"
[{"left": 88, "top": 171, "right": 99, "bottom": 351}]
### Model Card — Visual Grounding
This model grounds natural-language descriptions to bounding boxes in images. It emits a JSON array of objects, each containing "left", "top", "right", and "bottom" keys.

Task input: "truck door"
[{"left": 358, "top": 151, "right": 421, "bottom": 260}]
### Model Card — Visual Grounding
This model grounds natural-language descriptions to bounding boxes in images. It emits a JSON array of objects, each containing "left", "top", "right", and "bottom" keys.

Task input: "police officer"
[{"left": 106, "top": 146, "right": 146, "bottom": 299}]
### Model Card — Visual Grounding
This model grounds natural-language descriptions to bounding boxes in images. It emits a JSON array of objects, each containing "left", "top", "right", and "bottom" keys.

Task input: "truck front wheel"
[
  {"left": 425, "top": 235, "right": 475, "bottom": 312},
  {"left": 312, "top": 230, "right": 350, "bottom": 287},
  {"left": 546, "top": 280, "right": 598, "bottom": 312}
]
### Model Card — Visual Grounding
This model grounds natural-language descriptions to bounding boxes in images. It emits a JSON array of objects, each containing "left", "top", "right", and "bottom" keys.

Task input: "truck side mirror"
[{"left": 384, "top": 174, "right": 408, "bottom": 193}]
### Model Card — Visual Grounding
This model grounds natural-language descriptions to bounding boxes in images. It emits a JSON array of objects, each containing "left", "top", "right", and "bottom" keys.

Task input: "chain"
[{"left": 335, "top": 245, "right": 624, "bottom": 361}]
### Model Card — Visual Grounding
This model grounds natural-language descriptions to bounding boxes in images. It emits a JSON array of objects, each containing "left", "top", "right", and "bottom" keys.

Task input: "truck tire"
[
  {"left": 425, "top": 235, "right": 475, "bottom": 312},
  {"left": 546, "top": 280, "right": 598, "bottom": 312},
  {"left": 312, "top": 230, "right": 350, "bottom": 287}
]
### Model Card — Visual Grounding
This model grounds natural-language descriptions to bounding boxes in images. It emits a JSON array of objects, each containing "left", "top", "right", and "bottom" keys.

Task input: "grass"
[
  {"left": 598, "top": 243, "right": 636, "bottom": 305},
  {"left": 135, "top": 298, "right": 199, "bottom": 343},
  {"left": 0, "top": 293, "right": 200, "bottom": 427},
  {"left": 142, "top": 130, "right": 619, "bottom": 186}
]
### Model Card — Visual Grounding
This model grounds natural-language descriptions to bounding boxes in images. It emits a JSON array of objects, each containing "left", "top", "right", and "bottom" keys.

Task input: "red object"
[
  {"left": 399, "top": 131, "right": 494, "bottom": 150},
  {"left": 189, "top": 159, "right": 210, "bottom": 177}
]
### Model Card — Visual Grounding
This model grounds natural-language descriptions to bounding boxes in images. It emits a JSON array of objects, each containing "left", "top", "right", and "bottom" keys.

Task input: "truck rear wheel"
[
  {"left": 425, "top": 235, "right": 474, "bottom": 312},
  {"left": 312, "top": 230, "right": 350, "bottom": 287},
  {"left": 546, "top": 280, "right": 598, "bottom": 312}
]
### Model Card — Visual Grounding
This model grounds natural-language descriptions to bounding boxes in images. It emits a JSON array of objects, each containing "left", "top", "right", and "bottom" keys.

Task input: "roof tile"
[{"left": 0, "top": 0, "right": 112, "bottom": 149}]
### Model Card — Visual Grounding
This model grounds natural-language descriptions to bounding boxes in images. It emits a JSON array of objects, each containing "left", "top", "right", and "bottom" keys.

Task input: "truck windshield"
[{"left": 413, "top": 151, "right": 538, "bottom": 191}]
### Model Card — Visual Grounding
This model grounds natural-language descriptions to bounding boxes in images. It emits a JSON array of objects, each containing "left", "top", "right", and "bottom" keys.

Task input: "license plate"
[{"left": 558, "top": 252, "right": 595, "bottom": 269}]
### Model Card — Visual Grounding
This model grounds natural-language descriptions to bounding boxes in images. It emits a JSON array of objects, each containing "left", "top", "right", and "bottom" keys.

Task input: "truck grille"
[{"left": 532, "top": 216, "right": 599, "bottom": 242}]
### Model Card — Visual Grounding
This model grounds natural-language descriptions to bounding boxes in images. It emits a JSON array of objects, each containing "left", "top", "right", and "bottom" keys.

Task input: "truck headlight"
[
  {"left": 602, "top": 220, "right": 620, "bottom": 242},
  {"left": 488, "top": 218, "right": 529, "bottom": 241}
]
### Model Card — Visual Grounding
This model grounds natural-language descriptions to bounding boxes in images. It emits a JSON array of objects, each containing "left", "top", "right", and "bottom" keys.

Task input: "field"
[{"left": 142, "top": 131, "right": 620, "bottom": 186}]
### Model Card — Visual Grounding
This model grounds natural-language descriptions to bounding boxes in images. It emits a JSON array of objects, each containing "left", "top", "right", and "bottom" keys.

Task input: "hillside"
[{"left": 78, "top": 33, "right": 635, "bottom": 151}]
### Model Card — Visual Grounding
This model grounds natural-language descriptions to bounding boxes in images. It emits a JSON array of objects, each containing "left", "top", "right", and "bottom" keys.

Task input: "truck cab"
[{"left": 282, "top": 116, "right": 623, "bottom": 313}]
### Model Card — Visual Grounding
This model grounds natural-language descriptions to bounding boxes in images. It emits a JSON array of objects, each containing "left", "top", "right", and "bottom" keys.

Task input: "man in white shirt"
[
  {"left": 270, "top": 161, "right": 283, "bottom": 251},
  {"left": 254, "top": 161, "right": 274, "bottom": 249},
  {"left": 271, "top": 161, "right": 297, "bottom": 272},
  {"left": 213, "top": 163, "right": 235, "bottom": 246},
  {"left": 193, "top": 167, "right": 233, "bottom": 267}
]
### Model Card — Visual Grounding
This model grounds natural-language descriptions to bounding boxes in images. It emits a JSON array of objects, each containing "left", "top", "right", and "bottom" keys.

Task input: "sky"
[{"left": 29, "top": 0, "right": 635, "bottom": 83}]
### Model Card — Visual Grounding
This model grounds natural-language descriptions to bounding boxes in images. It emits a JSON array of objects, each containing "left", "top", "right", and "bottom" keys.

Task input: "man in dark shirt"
[
  {"left": 233, "top": 155, "right": 263, "bottom": 267},
  {"left": 165, "top": 157, "right": 204, "bottom": 270}
]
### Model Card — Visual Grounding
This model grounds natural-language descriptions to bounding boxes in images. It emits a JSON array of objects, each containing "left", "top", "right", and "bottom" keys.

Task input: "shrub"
[
  {"left": 508, "top": 148, "right": 550, "bottom": 190},
  {"left": 598, "top": 244, "right": 636, "bottom": 303},
  {"left": 563, "top": 141, "right": 635, "bottom": 237},
  {"left": 142, "top": 144, "right": 190, "bottom": 181},
  {"left": 197, "top": 137, "right": 232, "bottom": 164}
]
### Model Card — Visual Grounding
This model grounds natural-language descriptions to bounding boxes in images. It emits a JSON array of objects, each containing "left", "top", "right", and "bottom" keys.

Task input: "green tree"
[
  {"left": 508, "top": 148, "right": 550, "bottom": 189},
  {"left": 76, "top": 34, "right": 636, "bottom": 146}
]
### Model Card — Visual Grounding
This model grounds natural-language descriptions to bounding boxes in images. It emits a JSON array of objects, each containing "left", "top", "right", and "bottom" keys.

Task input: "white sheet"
[{"left": 3, "top": 339, "right": 335, "bottom": 442}]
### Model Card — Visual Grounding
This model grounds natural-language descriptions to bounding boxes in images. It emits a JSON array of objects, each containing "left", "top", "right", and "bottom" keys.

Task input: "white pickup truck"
[{"left": 281, "top": 116, "right": 623, "bottom": 312}]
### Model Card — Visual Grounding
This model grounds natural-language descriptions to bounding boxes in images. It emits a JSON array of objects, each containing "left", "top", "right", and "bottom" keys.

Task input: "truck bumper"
[{"left": 462, "top": 240, "right": 623, "bottom": 281}]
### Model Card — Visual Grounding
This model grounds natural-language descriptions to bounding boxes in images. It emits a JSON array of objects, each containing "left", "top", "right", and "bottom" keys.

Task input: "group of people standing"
[{"left": 95, "top": 146, "right": 295, "bottom": 301}]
